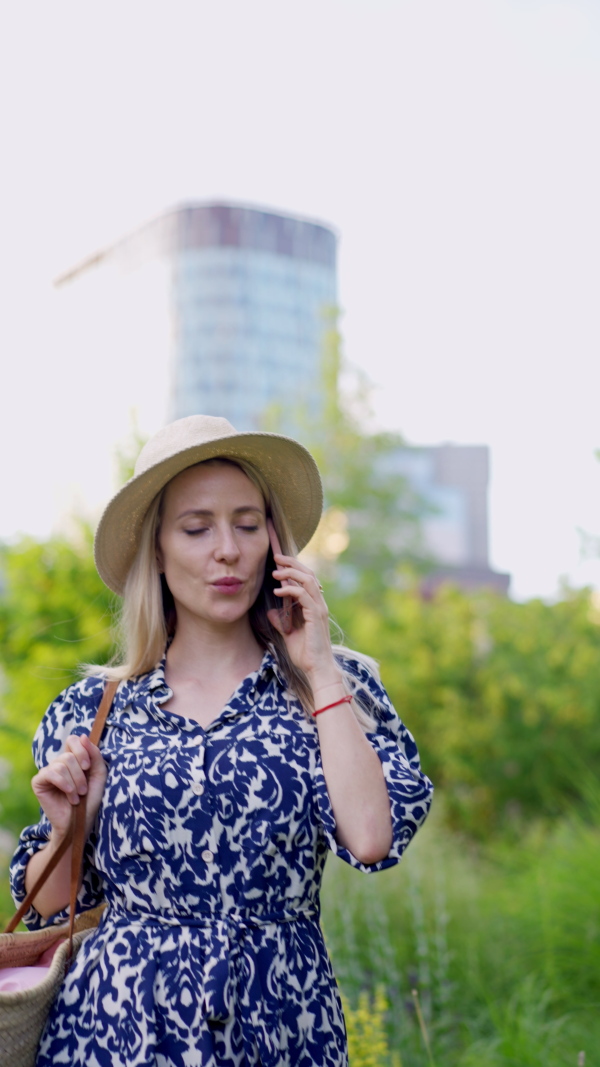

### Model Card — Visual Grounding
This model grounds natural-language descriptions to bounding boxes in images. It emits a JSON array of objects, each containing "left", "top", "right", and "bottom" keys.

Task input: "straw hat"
[{"left": 94, "top": 415, "right": 323, "bottom": 595}]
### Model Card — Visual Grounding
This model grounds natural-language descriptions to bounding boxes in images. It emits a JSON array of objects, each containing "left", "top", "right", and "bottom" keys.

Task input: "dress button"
[
  {"left": 191, "top": 782, "right": 204, "bottom": 796},
  {"left": 201, "top": 849, "right": 214, "bottom": 863}
]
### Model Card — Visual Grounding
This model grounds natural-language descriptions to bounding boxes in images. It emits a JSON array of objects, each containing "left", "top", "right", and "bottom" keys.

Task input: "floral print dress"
[{"left": 10, "top": 650, "right": 433, "bottom": 1067}]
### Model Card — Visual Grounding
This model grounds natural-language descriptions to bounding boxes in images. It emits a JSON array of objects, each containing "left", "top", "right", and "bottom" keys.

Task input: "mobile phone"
[{"left": 267, "top": 519, "right": 293, "bottom": 634}]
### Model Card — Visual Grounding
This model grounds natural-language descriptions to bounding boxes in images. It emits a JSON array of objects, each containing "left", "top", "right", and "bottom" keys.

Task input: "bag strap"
[{"left": 4, "top": 680, "right": 119, "bottom": 954}]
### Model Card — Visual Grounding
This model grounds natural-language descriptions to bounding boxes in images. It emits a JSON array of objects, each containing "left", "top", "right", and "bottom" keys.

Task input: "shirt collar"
[{"left": 261, "top": 646, "right": 288, "bottom": 689}]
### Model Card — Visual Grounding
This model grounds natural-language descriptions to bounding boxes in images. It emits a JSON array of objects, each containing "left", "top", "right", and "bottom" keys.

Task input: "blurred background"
[{"left": 1, "top": 1, "right": 600, "bottom": 1063}]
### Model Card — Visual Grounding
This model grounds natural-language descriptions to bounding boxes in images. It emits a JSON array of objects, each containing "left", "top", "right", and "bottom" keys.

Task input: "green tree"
[
  {"left": 334, "top": 582, "right": 600, "bottom": 837},
  {"left": 0, "top": 527, "right": 116, "bottom": 836}
]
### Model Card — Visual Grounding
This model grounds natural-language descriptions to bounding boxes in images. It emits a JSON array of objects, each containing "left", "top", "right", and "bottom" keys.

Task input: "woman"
[{"left": 10, "top": 414, "right": 433, "bottom": 1067}]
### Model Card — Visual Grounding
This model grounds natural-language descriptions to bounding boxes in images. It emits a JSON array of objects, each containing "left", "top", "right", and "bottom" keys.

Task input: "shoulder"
[{"left": 32, "top": 674, "right": 108, "bottom": 769}]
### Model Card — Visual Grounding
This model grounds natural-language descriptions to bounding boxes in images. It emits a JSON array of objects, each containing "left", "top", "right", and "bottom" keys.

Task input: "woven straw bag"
[
  {"left": 0, "top": 908, "right": 104, "bottom": 1066},
  {"left": 0, "top": 682, "right": 117, "bottom": 1067}
]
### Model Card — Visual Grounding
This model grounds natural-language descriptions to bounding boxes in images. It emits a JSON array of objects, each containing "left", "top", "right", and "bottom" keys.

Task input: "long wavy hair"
[{"left": 87, "top": 457, "right": 376, "bottom": 728}]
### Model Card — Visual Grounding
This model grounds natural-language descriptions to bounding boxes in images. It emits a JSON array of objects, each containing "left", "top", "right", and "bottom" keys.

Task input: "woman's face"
[{"left": 157, "top": 461, "right": 270, "bottom": 630}]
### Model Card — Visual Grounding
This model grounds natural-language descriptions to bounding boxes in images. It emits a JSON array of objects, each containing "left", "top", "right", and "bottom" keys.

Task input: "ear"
[{"left": 155, "top": 548, "right": 164, "bottom": 574}]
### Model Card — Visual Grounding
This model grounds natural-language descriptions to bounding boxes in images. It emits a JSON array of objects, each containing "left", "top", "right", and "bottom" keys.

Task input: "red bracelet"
[{"left": 313, "top": 694, "right": 353, "bottom": 717}]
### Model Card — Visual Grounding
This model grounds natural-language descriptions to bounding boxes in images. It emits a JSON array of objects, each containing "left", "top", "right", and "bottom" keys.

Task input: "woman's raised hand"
[
  {"left": 267, "top": 552, "right": 340, "bottom": 684},
  {"left": 31, "top": 734, "right": 108, "bottom": 842}
]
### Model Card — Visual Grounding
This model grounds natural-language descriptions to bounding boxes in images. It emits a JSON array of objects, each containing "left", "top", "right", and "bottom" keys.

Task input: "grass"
[{"left": 321, "top": 796, "right": 600, "bottom": 1065}]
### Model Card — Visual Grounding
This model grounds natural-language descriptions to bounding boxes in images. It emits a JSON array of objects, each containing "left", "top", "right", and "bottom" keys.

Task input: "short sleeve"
[
  {"left": 313, "top": 654, "right": 433, "bottom": 873},
  {"left": 9, "top": 678, "right": 107, "bottom": 930}
]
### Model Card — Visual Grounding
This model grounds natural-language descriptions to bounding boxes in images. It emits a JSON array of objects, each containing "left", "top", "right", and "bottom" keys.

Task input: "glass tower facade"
[
  {"left": 59, "top": 203, "right": 337, "bottom": 433},
  {"left": 170, "top": 205, "right": 337, "bottom": 428}
]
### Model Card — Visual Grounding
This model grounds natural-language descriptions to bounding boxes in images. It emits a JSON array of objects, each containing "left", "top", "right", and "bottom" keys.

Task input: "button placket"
[{"left": 190, "top": 741, "right": 206, "bottom": 796}]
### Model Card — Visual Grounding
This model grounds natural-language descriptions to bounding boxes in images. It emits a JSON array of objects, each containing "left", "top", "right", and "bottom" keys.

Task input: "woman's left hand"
[{"left": 267, "top": 553, "right": 339, "bottom": 682}]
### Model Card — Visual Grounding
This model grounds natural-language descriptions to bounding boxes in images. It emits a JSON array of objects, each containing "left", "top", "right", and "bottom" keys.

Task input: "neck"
[{"left": 166, "top": 611, "right": 264, "bottom": 683}]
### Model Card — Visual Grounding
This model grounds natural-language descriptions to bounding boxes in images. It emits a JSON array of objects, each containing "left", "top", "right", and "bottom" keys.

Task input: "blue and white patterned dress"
[{"left": 10, "top": 649, "right": 433, "bottom": 1067}]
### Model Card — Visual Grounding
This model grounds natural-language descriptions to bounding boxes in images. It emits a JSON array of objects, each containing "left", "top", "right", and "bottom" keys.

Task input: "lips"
[{"left": 212, "top": 577, "right": 244, "bottom": 594}]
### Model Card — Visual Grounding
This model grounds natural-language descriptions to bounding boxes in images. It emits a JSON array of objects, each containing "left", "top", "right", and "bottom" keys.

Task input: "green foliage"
[
  {"left": 329, "top": 582, "right": 600, "bottom": 837},
  {"left": 0, "top": 527, "right": 116, "bottom": 835},
  {"left": 322, "top": 805, "right": 600, "bottom": 1065},
  {"left": 457, "top": 977, "right": 571, "bottom": 1066}
]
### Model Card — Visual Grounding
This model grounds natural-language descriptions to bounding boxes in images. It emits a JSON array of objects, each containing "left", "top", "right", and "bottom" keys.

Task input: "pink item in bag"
[
  {"left": 0, "top": 966, "right": 51, "bottom": 991},
  {"left": 0, "top": 936, "right": 66, "bottom": 991}
]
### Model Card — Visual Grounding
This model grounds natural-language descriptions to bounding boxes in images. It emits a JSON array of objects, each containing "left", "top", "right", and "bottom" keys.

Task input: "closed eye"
[{"left": 183, "top": 525, "right": 259, "bottom": 535}]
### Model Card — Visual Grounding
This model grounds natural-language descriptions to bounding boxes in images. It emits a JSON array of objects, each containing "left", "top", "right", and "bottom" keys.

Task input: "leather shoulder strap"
[
  {"left": 4, "top": 679, "right": 119, "bottom": 938},
  {"left": 66, "top": 680, "right": 118, "bottom": 957}
]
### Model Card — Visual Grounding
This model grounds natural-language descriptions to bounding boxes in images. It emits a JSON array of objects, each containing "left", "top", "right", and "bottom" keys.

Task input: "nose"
[{"left": 213, "top": 523, "right": 240, "bottom": 562}]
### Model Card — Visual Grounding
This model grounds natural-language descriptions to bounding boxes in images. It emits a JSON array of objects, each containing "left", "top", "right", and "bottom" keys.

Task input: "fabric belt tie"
[{"left": 98, "top": 903, "right": 319, "bottom": 1063}]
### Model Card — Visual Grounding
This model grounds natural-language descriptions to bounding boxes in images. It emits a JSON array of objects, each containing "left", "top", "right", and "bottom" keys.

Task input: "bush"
[
  {"left": 329, "top": 583, "right": 600, "bottom": 837},
  {"left": 0, "top": 529, "right": 116, "bottom": 835}
]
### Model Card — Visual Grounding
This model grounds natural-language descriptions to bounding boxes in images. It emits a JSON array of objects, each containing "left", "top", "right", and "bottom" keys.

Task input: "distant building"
[
  {"left": 56, "top": 203, "right": 508, "bottom": 592},
  {"left": 57, "top": 202, "right": 337, "bottom": 430},
  {"left": 387, "top": 444, "right": 510, "bottom": 594}
]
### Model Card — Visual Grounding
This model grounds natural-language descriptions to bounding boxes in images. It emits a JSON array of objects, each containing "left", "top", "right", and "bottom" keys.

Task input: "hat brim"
[{"left": 94, "top": 431, "right": 323, "bottom": 595}]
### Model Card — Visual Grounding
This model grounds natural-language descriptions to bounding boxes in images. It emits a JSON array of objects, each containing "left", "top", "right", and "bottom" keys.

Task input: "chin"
[{"left": 211, "top": 602, "right": 253, "bottom": 625}]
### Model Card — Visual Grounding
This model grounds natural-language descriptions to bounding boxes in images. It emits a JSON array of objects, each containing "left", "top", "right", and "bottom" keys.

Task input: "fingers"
[
  {"left": 34, "top": 760, "right": 85, "bottom": 806},
  {"left": 65, "top": 734, "right": 91, "bottom": 772},
  {"left": 34, "top": 734, "right": 94, "bottom": 805},
  {"left": 272, "top": 565, "right": 324, "bottom": 602},
  {"left": 273, "top": 582, "right": 314, "bottom": 602},
  {"left": 78, "top": 736, "right": 106, "bottom": 778},
  {"left": 272, "top": 551, "right": 315, "bottom": 577},
  {"left": 273, "top": 582, "right": 326, "bottom": 633},
  {"left": 272, "top": 549, "right": 326, "bottom": 602}
]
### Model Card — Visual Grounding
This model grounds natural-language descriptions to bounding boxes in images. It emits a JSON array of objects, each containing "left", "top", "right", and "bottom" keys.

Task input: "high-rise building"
[
  {"left": 56, "top": 201, "right": 508, "bottom": 592},
  {"left": 58, "top": 202, "right": 337, "bottom": 430},
  {"left": 386, "top": 444, "right": 510, "bottom": 593}
]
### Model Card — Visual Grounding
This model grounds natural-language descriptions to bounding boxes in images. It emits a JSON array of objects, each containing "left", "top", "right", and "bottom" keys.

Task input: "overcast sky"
[{"left": 2, "top": 0, "right": 600, "bottom": 600}]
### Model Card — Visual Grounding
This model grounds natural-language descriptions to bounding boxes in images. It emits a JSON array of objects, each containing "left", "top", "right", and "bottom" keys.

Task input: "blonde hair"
[{"left": 87, "top": 457, "right": 376, "bottom": 729}]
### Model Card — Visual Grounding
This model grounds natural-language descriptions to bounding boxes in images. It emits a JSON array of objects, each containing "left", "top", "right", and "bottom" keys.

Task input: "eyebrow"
[{"left": 176, "top": 506, "right": 264, "bottom": 520}]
